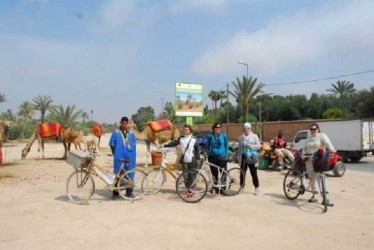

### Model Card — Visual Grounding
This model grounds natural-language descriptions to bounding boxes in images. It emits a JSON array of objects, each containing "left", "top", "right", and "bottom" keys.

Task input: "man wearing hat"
[
  {"left": 237, "top": 122, "right": 261, "bottom": 195},
  {"left": 109, "top": 116, "right": 137, "bottom": 199}
]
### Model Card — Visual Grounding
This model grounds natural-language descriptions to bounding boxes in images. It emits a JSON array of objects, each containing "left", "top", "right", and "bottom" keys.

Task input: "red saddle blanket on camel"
[
  {"left": 147, "top": 119, "right": 172, "bottom": 133},
  {"left": 38, "top": 122, "right": 62, "bottom": 138},
  {"left": 91, "top": 123, "right": 103, "bottom": 137}
]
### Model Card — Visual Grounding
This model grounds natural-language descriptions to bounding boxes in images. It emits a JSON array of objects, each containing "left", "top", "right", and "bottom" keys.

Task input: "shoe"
[
  {"left": 210, "top": 188, "right": 216, "bottom": 195},
  {"left": 322, "top": 199, "right": 334, "bottom": 207},
  {"left": 308, "top": 196, "right": 318, "bottom": 203},
  {"left": 125, "top": 194, "right": 136, "bottom": 199},
  {"left": 254, "top": 188, "right": 260, "bottom": 196},
  {"left": 112, "top": 191, "right": 119, "bottom": 200}
]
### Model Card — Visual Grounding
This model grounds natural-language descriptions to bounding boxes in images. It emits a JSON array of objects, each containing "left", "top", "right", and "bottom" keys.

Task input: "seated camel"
[{"left": 127, "top": 120, "right": 180, "bottom": 167}]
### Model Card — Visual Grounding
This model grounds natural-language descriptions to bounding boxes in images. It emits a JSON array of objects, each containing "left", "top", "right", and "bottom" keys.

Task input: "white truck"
[{"left": 292, "top": 119, "right": 374, "bottom": 163}]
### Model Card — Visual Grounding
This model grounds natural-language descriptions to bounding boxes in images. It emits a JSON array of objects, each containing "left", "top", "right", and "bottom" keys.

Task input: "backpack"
[{"left": 312, "top": 149, "right": 331, "bottom": 172}]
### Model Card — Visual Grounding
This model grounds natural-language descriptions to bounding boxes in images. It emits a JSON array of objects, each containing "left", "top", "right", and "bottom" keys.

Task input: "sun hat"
[{"left": 244, "top": 122, "right": 251, "bottom": 129}]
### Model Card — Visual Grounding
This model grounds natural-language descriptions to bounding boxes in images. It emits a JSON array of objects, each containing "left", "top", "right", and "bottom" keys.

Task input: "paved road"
[{"left": 345, "top": 155, "right": 374, "bottom": 173}]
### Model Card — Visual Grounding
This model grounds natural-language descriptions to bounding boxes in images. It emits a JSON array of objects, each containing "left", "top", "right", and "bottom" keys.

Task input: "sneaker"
[
  {"left": 308, "top": 196, "right": 318, "bottom": 203},
  {"left": 125, "top": 194, "right": 136, "bottom": 199},
  {"left": 322, "top": 199, "right": 334, "bottom": 207},
  {"left": 210, "top": 188, "right": 216, "bottom": 195},
  {"left": 112, "top": 191, "right": 119, "bottom": 200},
  {"left": 254, "top": 188, "right": 260, "bottom": 196}
]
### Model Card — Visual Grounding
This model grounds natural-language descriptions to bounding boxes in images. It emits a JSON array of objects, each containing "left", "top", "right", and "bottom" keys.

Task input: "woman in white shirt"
[{"left": 303, "top": 122, "right": 336, "bottom": 207}]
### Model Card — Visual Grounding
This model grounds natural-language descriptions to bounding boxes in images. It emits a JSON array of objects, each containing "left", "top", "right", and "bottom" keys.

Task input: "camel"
[
  {"left": 82, "top": 132, "right": 99, "bottom": 153},
  {"left": 127, "top": 120, "right": 180, "bottom": 166},
  {"left": 61, "top": 127, "right": 83, "bottom": 158},
  {"left": 21, "top": 123, "right": 82, "bottom": 160},
  {"left": 0, "top": 120, "right": 10, "bottom": 143},
  {"left": 0, "top": 121, "right": 11, "bottom": 164},
  {"left": 89, "top": 123, "right": 103, "bottom": 149}
]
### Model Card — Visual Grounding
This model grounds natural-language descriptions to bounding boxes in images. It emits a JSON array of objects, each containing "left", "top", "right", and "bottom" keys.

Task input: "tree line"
[{"left": 1, "top": 79, "right": 373, "bottom": 140}]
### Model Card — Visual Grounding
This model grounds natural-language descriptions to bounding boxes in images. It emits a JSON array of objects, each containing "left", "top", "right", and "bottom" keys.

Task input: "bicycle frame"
[
  {"left": 86, "top": 155, "right": 135, "bottom": 192},
  {"left": 67, "top": 152, "right": 148, "bottom": 204},
  {"left": 198, "top": 157, "right": 242, "bottom": 194}
]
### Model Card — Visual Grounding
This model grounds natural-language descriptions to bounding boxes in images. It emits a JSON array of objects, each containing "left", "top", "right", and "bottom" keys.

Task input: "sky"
[{"left": 1, "top": 0, "right": 373, "bottom": 124}]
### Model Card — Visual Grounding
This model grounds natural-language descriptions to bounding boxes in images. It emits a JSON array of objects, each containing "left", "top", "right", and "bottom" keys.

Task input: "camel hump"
[
  {"left": 90, "top": 123, "right": 103, "bottom": 137},
  {"left": 38, "top": 122, "right": 62, "bottom": 138},
  {"left": 147, "top": 119, "right": 172, "bottom": 133}
]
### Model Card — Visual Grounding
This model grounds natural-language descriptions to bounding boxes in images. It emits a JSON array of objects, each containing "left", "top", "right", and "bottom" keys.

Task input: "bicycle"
[
  {"left": 146, "top": 148, "right": 182, "bottom": 194},
  {"left": 66, "top": 150, "right": 148, "bottom": 205},
  {"left": 283, "top": 153, "right": 330, "bottom": 212},
  {"left": 176, "top": 153, "right": 244, "bottom": 203}
]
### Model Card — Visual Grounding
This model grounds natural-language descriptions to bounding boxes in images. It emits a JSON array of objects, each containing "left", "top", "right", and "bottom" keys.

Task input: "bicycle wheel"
[
  {"left": 222, "top": 167, "right": 244, "bottom": 196},
  {"left": 146, "top": 168, "right": 165, "bottom": 194},
  {"left": 117, "top": 169, "right": 148, "bottom": 201},
  {"left": 283, "top": 169, "right": 302, "bottom": 200},
  {"left": 320, "top": 173, "right": 328, "bottom": 213},
  {"left": 66, "top": 169, "right": 95, "bottom": 205},
  {"left": 176, "top": 170, "right": 207, "bottom": 203}
]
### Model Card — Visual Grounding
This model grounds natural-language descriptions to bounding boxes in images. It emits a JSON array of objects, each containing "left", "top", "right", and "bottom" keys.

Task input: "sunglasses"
[{"left": 310, "top": 128, "right": 317, "bottom": 131}]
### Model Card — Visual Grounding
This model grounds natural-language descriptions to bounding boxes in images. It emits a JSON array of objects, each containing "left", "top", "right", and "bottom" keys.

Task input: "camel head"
[{"left": 127, "top": 120, "right": 138, "bottom": 131}]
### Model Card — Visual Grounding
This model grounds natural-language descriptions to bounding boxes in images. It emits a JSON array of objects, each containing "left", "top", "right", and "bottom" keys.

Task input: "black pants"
[
  {"left": 208, "top": 155, "right": 227, "bottom": 191},
  {"left": 240, "top": 155, "right": 259, "bottom": 188}
]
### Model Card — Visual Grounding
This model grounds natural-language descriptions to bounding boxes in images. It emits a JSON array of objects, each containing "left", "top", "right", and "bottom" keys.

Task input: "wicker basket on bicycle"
[
  {"left": 66, "top": 150, "right": 93, "bottom": 169},
  {"left": 312, "top": 149, "right": 332, "bottom": 172}
]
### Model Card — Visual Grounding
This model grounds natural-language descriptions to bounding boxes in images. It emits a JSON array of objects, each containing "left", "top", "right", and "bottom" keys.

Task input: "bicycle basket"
[
  {"left": 67, "top": 150, "right": 92, "bottom": 169},
  {"left": 312, "top": 149, "right": 330, "bottom": 172}
]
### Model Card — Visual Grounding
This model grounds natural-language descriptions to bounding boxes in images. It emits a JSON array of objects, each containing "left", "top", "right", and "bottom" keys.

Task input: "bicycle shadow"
[{"left": 264, "top": 192, "right": 326, "bottom": 214}]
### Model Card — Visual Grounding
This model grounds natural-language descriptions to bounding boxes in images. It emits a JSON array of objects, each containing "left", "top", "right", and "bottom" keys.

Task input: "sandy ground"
[{"left": 0, "top": 134, "right": 373, "bottom": 250}]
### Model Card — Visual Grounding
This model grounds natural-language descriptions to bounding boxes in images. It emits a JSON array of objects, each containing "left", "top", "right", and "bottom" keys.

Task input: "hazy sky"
[{"left": 1, "top": 0, "right": 373, "bottom": 124}]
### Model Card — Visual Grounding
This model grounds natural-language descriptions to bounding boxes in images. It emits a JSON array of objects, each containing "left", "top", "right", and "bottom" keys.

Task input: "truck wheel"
[
  {"left": 349, "top": 156, "right": 362, "bottom": 163},
  {"left": 338, "top": 152, "right": 348, "bottom": 163},
  {"left": 333, "top": 162, "right": 346, "bottom": 177}
]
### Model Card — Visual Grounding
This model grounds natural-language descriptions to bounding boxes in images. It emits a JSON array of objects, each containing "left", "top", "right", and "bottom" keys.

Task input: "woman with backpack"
[{"left": 237, "top": 122, "right": 261, "bottom": 196}]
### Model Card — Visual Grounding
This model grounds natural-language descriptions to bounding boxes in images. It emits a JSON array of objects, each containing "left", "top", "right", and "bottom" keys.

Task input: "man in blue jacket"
[{"left": 109, "top": 116, "right": 137, "bottom": 200}]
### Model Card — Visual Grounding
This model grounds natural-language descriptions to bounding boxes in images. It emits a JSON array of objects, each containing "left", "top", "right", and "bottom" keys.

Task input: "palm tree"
[
  {"left": 208, "top": 90, "right": 221, "bottom": 110},
  {"left": 219, "top": 90, "right": 227, "bottom": 107},
  {"left": 229, "top": 76, "right": 265, "bottom": 122},
  {"left": 32, "top": 95, "right": 54, "bottom": 123},
  {"left": 18, "top": 101, "right": 35, "bottom": 122},
  {"left": 164, "top": 101, "right": 174, "bottom": 115},
  {"left": 48, "top": 105, "right": 83, "bottom": 127},
  {"left": 326, "top": 80, "right": 356, "bottom": 98},
  {"left": 81, "top": 112, "right": 90, "bottom": 123},
  {"left": 0, "top": 92, "right": 6, "bottom": 103}
]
